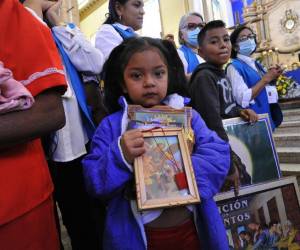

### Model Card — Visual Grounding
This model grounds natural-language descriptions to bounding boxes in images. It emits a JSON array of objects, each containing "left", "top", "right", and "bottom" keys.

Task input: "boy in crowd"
[{"left": 189, "top": 20, "right": 257, "bottom": 194}]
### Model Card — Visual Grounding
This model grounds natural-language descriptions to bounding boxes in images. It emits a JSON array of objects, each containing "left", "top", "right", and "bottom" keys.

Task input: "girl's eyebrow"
[{"left": 127, "top": 65, "right": 166, "bottom": 70}]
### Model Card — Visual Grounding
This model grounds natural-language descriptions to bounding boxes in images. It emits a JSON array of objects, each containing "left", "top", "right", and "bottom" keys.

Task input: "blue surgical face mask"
[
  {"left": 186, "top": 27, "right": 201, "bottom": 47},
  {"left": 238, "top": 38, "right": 256, "bottom": 56}
]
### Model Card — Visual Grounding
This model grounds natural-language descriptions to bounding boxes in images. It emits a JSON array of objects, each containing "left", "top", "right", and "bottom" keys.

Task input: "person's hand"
[
  {"left": 225, "top": 165, "right": 240, "bottom": 196},
  {"left": 163, "top": 34, "right": 176, "bottom": 48},
  {"left": 240, "top": 109, "right": 258, "bottom": 123},
  {"left": 41, "top": 0, "right": 56, "bottom": 13},
  {"left": 263, "top": 64, "right": 283, "bottom": 83},
  {"left": 45, "top": 0, "right": 63, "bottom": 27},
  {"left": 120, "top": 129, "right": 145, "bottom": 164}
]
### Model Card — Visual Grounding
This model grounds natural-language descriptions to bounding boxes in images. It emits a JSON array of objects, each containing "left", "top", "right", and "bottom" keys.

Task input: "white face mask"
[
  {"left": 186, "top": 27, "right": 201, "bottom": 47},
  {"left": 238, "top": 38, "right": 256, "bottom": 56}
]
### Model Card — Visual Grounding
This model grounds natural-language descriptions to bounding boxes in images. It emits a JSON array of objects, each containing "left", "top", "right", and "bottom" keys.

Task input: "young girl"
[{"left": 82, "top": 37, "right": 231, "bottom": 250}]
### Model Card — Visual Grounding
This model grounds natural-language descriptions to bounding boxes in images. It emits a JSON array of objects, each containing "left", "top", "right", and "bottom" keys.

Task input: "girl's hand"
[
  {"left": 240, "top": 109, "right": 258, "bottom": 123},
  {"left": 120, "top": 129, "right": 145, "bottom": 164},
  {"left": 263, "top": 65, "right": 283, "bottom": 83}
]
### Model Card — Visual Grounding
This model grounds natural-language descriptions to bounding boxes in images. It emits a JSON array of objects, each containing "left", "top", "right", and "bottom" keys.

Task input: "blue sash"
[
  {"left": 52, "top": 31, "right": 96, "bottom": 139},
  {"left": 179, "top": 45, "right": 199, "bottom": 74},
  {"left": 112, "top": 24, "right": 136, "bottom": 40},
  {"left": 230, "top": 59, "right": 282, "bottom": 130}
]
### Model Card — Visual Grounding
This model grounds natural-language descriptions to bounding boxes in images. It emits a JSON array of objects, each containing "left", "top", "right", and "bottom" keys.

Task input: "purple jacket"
[{"left": 82, "top": 97, "right": 230, "bottom": 250}]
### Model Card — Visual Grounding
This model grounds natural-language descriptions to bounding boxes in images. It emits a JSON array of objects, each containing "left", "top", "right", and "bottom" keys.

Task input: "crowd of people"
[{"left": 0, "top": 0, "right": 292, "bottom": 250}]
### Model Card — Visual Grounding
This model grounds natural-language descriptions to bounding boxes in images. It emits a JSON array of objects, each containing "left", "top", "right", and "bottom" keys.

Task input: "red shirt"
[{"left": 0, "top": 0, "right": 66, "bottom": 225}]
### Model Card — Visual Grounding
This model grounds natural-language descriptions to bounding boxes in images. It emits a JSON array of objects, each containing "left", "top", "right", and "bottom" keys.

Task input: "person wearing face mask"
[
  {"left": 95, "top": 0, "right": 145, "bottom": 68},
  {"left": 227, "top": 25, "right": 283, "bottom": 130},
  {"left": 177, "top": 12, "right": 205, "bottom": 76}
]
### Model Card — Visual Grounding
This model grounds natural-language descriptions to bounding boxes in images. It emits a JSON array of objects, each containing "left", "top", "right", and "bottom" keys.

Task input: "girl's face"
[
  {"left": 123, "top": 48, "right": 168, "bottom": 108},
  {"left": 116, "top": 0, "right": 145, "bottom": 31}
]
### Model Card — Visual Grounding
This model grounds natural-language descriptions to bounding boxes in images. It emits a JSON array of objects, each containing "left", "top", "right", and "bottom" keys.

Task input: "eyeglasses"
[
  {"left": 184, "top": 22, "right": 205, "bottom": 31},
  {"left": 237, "top": 34, "right": 256, "bottom": 42}
]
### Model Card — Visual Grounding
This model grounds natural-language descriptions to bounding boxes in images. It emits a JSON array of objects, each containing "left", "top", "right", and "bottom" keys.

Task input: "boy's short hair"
[{"left": 197, "top": 20, "right": 226, "bottom": 46}]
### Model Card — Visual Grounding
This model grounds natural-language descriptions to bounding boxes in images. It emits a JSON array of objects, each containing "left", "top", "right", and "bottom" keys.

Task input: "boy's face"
[{"left": 198, "top": 27, "right": 232, "bottom": 67}]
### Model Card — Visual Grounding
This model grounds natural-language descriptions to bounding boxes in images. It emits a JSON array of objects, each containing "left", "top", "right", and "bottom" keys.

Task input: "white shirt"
[
  {"left": 226, "top": 54, "right": 278, "bottom": 108},
  {"left": 53, "top": 25, "right": 105, "bottom": 75},
  {"left": 95, "top": 23, "right": 132, "bottom": 63},
  {"left": 177, "top": 48, "right": 204, "bottom": 75},
  {"left": 52, "top": 25, "right": 105, "bottom": 162},
  {"left": 26, "top": 8, "right": 96, "bottom": 162},
  {"left": 52, "top": 69, "right": 89, "bottom": 162}
]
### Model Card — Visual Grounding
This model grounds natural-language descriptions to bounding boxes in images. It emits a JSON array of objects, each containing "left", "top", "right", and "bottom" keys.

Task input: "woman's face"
[
  {"left": 116, "top": 0, "right": 145, "bottom": 31},
  {"left": 237, "top": 28, "right": 255, "bottom": 44},
  {"left": 181, "top": 15, "right": 204, "bottom": 48}
]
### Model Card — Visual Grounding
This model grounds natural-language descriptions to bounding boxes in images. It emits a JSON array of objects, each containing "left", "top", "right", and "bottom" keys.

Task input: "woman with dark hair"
[
  {"left": 177, "top": 12, "right": 205, "bottom": 75},
  {"left": 226, "top": 25, "right": 283, "bottom": 130},
  {"left": 95, "top": 0, "right": 145, "bottom": 68}
]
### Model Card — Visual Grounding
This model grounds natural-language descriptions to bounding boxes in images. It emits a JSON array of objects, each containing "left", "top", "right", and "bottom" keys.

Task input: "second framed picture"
[
  {"left": 222, "top": 114, "right": 281, "bottom": 188},
  {"left": 134, "top": 128, "right": 200, "bottom": 211}
]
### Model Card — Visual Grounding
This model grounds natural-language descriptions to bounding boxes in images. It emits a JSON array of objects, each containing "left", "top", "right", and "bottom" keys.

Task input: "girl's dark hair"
[
  {"left": 104, "top": 0, "right": 128, "bottom": 24},
  {"left": 103, "top": 37, "right": 188, "bottom": 114},
  {"left": 230, "top": 25, "right": 256, "bottom": 58}
]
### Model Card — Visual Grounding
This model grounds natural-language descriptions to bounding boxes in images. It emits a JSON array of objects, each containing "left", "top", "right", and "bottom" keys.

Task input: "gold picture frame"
[
  {"left": 134, "top": 128, "right": 200, "bottom": 211},
  {"left": 127, "top": 105, "right": 192, "bottom": 129}
]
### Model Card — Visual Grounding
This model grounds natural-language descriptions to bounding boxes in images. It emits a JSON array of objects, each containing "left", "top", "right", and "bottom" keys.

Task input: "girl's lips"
[
  {"left": 219, "top": 51, "right": 229, "bottom": 56},
  {"left": 143, "top": 92, "right": 157, "bottom": 97}
]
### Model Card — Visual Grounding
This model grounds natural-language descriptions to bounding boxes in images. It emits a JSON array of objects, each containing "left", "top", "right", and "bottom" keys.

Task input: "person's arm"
[
  {"left": 83, "top": 79, "right": 107, "bottom": 125},
  {"left": 46, "top": 1, "right": 105, "bottom": 75},
  {"left": 226, "top": 64, "right": 253, "bottom": 108},
  {"left": 189, "top": 72, "right": 228, "bottom": 141},
  {"left": 227, "top": 64, "right": 282, "bottom": 105},
  {"left": 0, "top": 88, "right": 65, "bottom": 150},
  {"left": 95, "top": 25, "right": 123, "bottom": 62},
  {"left": 82, "top": 115, "right": 136, "bottom": 199},
  {"left": 191, "top": 110, "right": 230, "bottom": 199},
  {"left": 189, "top": 73, "right": 241, "bottom": 193}
]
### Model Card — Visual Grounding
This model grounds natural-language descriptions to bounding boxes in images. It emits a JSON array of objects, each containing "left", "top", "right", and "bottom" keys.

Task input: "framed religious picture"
[
  {"left": 134, "top": 128, "right": 200, "bottom": 211},
  {"left": 127, "top": 105, "right": 192, "bottom": 130},
  {"left": 128, "top": 104, "right": 194, "bottom": 153},
  {"left": 222, "top": 114, "right": 281, "bottom": 189},
  {"left": 214, "top": 177, "right": 300, "bottom": 250}
]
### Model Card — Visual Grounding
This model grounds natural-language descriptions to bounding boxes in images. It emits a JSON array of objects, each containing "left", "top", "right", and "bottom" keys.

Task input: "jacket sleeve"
[
  {"left": 82, "top": 116, "right": 133, "bottom": 199},
  {"left": 52, "top": 24, "right": 105, "bottom": 75},
  {"left": 190, "top": 110, "right": 230, "bottom": 199},
  {"left": 189, "top": 72, "right": 229, "bottom": 142}
]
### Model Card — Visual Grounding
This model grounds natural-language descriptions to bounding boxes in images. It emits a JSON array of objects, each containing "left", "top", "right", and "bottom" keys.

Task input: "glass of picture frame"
[
  {"left": 127, "top": 105, "right": 192, "bottom": 130},
  {"left": 214, "top": 176, "right": 300, "bottom": 250},
  {"left": 128, "top": 104, "right": 194, "bottom": 153},
  {"left": 134, "top": 128, "right": 200, "bottom": 211},
  {"left": 222, "top": 114, "right": 281, "bottom": 188}
]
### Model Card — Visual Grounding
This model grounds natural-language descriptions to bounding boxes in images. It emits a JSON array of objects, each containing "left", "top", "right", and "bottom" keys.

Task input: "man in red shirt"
[{"left": 0, "top": 1, "right": 67, "bottom": 249}]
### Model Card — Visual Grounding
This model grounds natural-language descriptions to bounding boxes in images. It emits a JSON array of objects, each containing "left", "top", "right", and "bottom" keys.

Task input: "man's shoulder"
[{"left": 191, "top": 66, "right": 217, "bottom": 84}]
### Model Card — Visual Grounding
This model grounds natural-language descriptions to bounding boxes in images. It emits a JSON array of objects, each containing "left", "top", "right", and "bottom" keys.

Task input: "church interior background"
[{"left": 61, "top": 0, "right": 300, "bottom": 93}]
